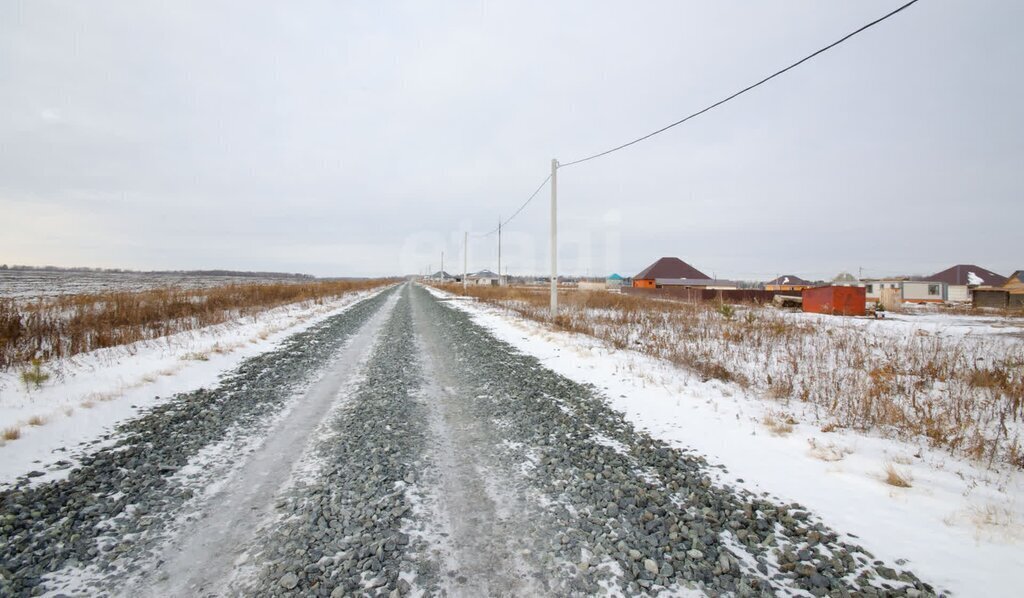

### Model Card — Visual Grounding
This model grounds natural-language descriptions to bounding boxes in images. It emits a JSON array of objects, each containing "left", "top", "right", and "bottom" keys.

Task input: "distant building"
[
  {"left": 863, "top": 278, "right": 946, "bottom": 305},
  {"left": 926, "top": 264, "right": 1007, "bottom": 302},
  {"left": 973, "top": 289, "right": 1024, "bottom": 309},
  {"left": 831, "top": 272, "right": 860, "bottom": 287},
  {"left": 468, "top": 269, "right": 500, "bottom": 286},
  {"left": 429, "top": 270, "right": 456, "bottom": 281},
  {"left": 606, "top": 273, "right": 625, "bottom": 289},
  {"left": 765, "top": 275, "right": 812, "bottom": 293},
  {"left": 655, "top": 278, "right": 739, "bottom": 290},
  {"left": 633, "top": 257, "right": 711, "bottom": 288},
  {"left": 1003, "top": 270, "right": 1024, "bottom": 294}
]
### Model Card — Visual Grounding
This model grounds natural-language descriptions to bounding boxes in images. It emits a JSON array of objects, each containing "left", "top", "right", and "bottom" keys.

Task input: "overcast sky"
[{"left": 1, "top": 1, "right": 1021, "bottom": 280}]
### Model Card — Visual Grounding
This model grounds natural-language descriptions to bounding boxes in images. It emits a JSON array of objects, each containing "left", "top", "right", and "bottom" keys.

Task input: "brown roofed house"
[
  {"left": 633, "top": 257, "right": 710, "bottom": 288},
  {"left": 927, "top": 264, "right": 1008, "bottom": 302},
  {"left": 927, "top": 264, "right": 1007, "bottom": 287},
  {"left": 765, "top": 275, "right": 812, "bottom": 292}
]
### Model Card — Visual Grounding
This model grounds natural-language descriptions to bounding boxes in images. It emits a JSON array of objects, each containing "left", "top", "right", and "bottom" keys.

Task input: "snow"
[
  {"left": 968, "top": 272, "right": 985, "bottom": 286},
  {"left": 425, "top": 284, "right": 1024, "bottom": 597},
  {"left": 0, "top": 287, "right": 390, "bottom": 486}
]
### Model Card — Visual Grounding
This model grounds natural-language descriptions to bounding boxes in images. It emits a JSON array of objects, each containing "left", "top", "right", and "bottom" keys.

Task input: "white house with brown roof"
[
  {"left": 926, "top": 264, "right": 1007, "bottom": 302},
  {"left": 632, "top": 257, "right": 710, "bottom": 288}
]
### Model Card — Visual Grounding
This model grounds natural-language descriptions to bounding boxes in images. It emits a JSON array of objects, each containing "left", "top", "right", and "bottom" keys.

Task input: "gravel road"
[{"left": 0, "top": 283, "right": 941, "bottom": 597}]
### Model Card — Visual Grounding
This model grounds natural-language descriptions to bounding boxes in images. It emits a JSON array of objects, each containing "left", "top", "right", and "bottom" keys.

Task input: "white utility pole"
[
  {"left": 550, "top": 158, "right": 558, "bottom": 319},
  {"left": 463, "top": 232, "right": 468, "bottom": 291},
  {"left": 497, "top": 217, "right": 502, "bottom": 286}
]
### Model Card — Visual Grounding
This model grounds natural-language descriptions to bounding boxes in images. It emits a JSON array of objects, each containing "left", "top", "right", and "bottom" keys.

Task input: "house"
[
  {"left": 863, "top": 279, "right": 903, "bottom": 303},
  {"left": 831, "top": 272, "right": 860, "bottom": 287},
  {"left": 468, "top": 269, "right": 500, "bottom": 286},
  {"left": 1002, "top": 271, "right": 1024, "bottom": 294},
  {"left": 802, "top": 286, "right": 866, "bottom": 316},
  {"left": 633, "top": 257, "right": 710, "bottom": 288},
  {"left": 926, "top": 264, "right": 1007, "bottom": 302},
  {"left": 430, "top": 270, "right": 456, "bottom": 282},
  {"left": 606, "top": 273, "right": 626, "bottom": 289},
  {"left": 863, "top": 278, "right": 946, "bottom": 305},
  {"left": 901, "top": 281, "right": 946, "bottom": 303},
  {"left": 655, "top": 278, "right": 739, "bottom": 290},
  {"left": 765, "top": 275, "right": 812, "bottom": 292}
]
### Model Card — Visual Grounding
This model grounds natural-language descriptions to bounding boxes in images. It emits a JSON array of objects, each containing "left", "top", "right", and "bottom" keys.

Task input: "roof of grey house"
[
  {"left": 832, "top": 272, "right": 859, "bottom": 284},
  {"left": 926, "top": 264, "right": 1007, "bottom": 287},
  {"left": 470, "top": 269, "right": 499, "bottom": 278},
  {"left": 766, "top": 275, "right": 811, "bottom": 286},
  {"left": 635, "top": 257, "right": 710, "bottom": 280}
]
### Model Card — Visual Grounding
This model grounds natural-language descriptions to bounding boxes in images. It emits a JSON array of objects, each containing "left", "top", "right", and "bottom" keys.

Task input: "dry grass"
[
  {"left": 763, "top": 411, "right": 796, "bottom": 436},
  {"left": 2, "top": 427, "right": 21, "bottom": 441},
  {"left": 26, "top": 415, "right": 46, "bottom": 426},
  {"left": 884, "top": 462, "right": 913, "bottom": 487},
  {"left": 807, "top": 438, "right": 851, "bottom": 462},
  {"left": 0, "top": 279, "right": 394, "bottom": 370},
  {"left": 944, "top": 503, "right": 1022, "bottom": 541},
  {"left": 433, "top": 282, "right": 1024, "bottom": 468}
]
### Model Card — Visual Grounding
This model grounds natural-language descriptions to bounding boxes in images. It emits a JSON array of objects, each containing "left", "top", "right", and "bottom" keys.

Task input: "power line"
[
  {"left": 479, "top": 173, "right": 552, "bottom": 236},
  {"left": 559, "top": 0, "right": 921, "bottom": 168}
]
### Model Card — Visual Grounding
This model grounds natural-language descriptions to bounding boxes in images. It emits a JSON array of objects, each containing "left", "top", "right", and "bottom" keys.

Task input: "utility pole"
[
  {"left": 441, "top": 251, "right": 444, "bottom": 280},
  {"left": 550, "top": 158, "right": 558, "bottom": 319},
  {"left": 497, "top": 217, "right": 502, "bottom": 286},
  {"left": 463, "top": 231, "right": 468, "bottom": 292}
]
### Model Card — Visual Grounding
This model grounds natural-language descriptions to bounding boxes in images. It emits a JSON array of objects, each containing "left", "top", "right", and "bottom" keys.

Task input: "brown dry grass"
[
  {"left": 2, "top": 427, "right": 20, "bottom": 441},
  {"left": 884, "top": 462, "right": 913, "bottom": 487},
  {"left": 807, "top": 439, "right": 851, "bottom": 462},
  {"left": 26, "top": 415, "right": 46, "bottom": 426},
  {"left": 433, "top": 282, "right": 1024, "bottom": 468},
  {"left": 763, "top": 411, "right": 796, "bottom": 436},
  {"left": 0, "top": 278, "right": 394, "bottom": 369}
]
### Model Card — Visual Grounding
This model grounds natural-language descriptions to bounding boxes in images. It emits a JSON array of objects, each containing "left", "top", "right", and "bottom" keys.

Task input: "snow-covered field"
[
  {"left": 426, "top": 285, "right": 1024, "bottom": 597},
  {"left": 443, "top": 285, "right": 1024, "bottom": 469},
  {"left": 0, "top": 286, "right": 390, "bottom": 487},
  {"left": 0, "top": 269, "right": 312, "bottom": 299}
]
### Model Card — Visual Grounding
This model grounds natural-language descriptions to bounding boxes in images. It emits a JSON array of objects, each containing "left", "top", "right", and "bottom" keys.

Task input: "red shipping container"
[{"left": 801, "top": 286, "right": 866, "bottom": 316}]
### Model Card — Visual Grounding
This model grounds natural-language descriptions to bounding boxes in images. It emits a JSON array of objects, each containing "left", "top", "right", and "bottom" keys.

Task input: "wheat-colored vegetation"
[
  {"left": 0, "top": 279, "right": 393, "bottom": 369},
  {"left": 763, "top": 411, "right": 796, "bottom": 436},
  {"left": 433, "top": 283, "right": 1024, "bottom": 468},
  {"left": 807, "top": 438, "right": 852, "bottom": 462},
  {"left": 2, "top": 427, "right": 20, "bottom": 441},
  {"left": 884, "top": 462, "right": 913, "bottom": 488}
]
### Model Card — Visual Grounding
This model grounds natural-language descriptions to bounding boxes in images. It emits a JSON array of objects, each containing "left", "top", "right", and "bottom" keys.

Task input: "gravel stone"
[{"left": 278, "top": 572, "right": 298, "bottom": 589}]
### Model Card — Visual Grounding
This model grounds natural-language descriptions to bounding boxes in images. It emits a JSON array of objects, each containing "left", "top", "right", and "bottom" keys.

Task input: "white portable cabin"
[{"left": 863, "top": 279, "right": 945, "bottom": 304}]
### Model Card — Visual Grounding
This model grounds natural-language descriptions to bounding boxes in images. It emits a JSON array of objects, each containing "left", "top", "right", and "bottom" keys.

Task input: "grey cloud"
[{"left": 2, "top": 1, "right": 1021, "bottom": 279}]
